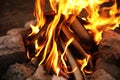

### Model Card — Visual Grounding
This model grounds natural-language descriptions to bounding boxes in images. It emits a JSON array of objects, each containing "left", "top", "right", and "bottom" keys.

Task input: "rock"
[
  {"left": 0, "top": 34, "right": 25, "bottom": 55},
  {"left": 52, "top": 75, "right": 67, "bottom": 80},
  {"left": 26, "top": 65, "right": 52, "bottom": 80},
  {"left": 0, "top": 52, "right": 28, "bottom": 78},
  {"left": 98, "top": 30, "right": 120, "bottom": 63},
  {"left": 0, "top": 34, "right": 27, "bottom": 77},
  {"left": 91, "top": 69, "right": 115, "bottom": 80},
  {"left": 7, "top": 28, "right": 26, "bottom": 36},
  {"left": 95, "top": 58, "right": 120, "bottom": 80},
  {"left": 4, "top": 63, "right": 35, "bottom": 80},
  {"left": 24, "top": 20, "right": 36, "bottom": 29}
]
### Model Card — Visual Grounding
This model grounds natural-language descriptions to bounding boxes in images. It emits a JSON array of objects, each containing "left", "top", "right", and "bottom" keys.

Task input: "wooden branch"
[
  {"left": 61, "top": 24, "right": 86, "bottom": 59},
  {"left": 60, "top": 39, "right": 84, "bottom": 80},
  {"left": 71, "top": 17, "right": 97, "bottom": 53}
]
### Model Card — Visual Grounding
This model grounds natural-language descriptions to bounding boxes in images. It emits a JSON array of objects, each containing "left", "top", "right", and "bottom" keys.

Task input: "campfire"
[
  {"left": 0, "top": 0, "right": 120, "bottom": 80},
  {"left": 24, "top": 0, "right": 120, "bottom": 79}
]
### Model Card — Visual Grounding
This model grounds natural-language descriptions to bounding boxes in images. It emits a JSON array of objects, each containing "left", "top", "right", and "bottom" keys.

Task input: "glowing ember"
[{"left": 26, "top": 0, "right": 120, "bottom": 77}]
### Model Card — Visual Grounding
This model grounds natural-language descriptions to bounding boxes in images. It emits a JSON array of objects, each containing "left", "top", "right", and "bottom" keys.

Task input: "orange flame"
[
  {"left": 84, "top": 0, "right": 120, "bottom": 43},
  {"left": 77, "top": 54, "right": 90, "bottom": 74},
  {"left": 27, "top": 0, "right": 120, "bottom": 75},
  {"left": 44, "top": 41, "right": 60, "bottom": 75},
  {"left": 34, "top": 0, "right": 46, "bottom": 28},
  {"left": 61, "top": 38, "right": 74, "bottom": 69}
]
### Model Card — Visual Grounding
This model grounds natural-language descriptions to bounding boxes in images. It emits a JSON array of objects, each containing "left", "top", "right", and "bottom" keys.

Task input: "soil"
[{"left": 0, "top": 0, "right": 35, "bottom": 36}]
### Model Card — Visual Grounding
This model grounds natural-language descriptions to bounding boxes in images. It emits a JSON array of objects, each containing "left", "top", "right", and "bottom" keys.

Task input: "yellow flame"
[
  {"left": 77, "top": 54, "right": 90, "bottom": 74},
  {"left": 44, "top": 41, "right": 60, "bottom": 75},
  {"left": 27, "top": 0, "right": 120, "bottom": 75},
  {"left": 28, "top": 24, "right": 39, "bottom": 36},
  {"left": 34, "top": 40, "right": 44, "bottom": 57},
  {"left": 84, "top": 0, "right": 120, "bottom": 43},
  {"left": 67, "top": 67, "right": 77, "bottom": 74},
  {"left": 84, "top": 69, "right": 93, "bottom": 74},
  {"left": 34, "top": 0, "right": 46, "bottom": 28},
  {"left": 61, "top": 38, "right": 74, "bottom": 69}
]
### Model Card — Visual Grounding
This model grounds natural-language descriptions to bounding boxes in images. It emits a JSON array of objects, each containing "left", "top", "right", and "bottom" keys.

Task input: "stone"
[
  {"left": 91, "top": 69, "right": 115, "bottom": 80},
  {"left": 98, "top": 30, "right": 120, "bottom": 63},
  {"left": 26, "top": 65, "right": 52, "bottom": 80},
  {"left": 0, "top": 34, "right": 27, "bottom": 77},
  {"left": 24, "top": 20, "right": 36, "bottom": 29},
  {"left": 95, "top": 58, "right": 120, "bottom": 80},
  {"left": 0, "top": 34, "right": 25, "bottom": 55},
  {"left": 52, "top": 75, "right": 67, "bottom": 80},
  {"left": 4, "top": 63, "right": 35, "bottom": 80},
  {"left": 7, "top": 28, "right": 26, "bottom": 36},
  {"left": 0, "top": 52, "right": 28, "bottom": 78}
]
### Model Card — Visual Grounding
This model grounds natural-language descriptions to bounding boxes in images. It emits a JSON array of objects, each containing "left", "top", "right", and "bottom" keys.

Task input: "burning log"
[
  {"left": 61, "top": 39, "right": 84, "bottom": 80},
  {"left": 71, "top": 17, "right": 97, "bottom": 53},
  {"left": 61, "top": 23, "right": 87, "bottom": 59},
  {"left": 23, "top": 0, "right": 120, "bottom": 79},
  {"left": 24, "top": 16, "right": 94, "bottom": 79},
  {"left": 24, "top": 16, "right": 54, "bottom": 59}
]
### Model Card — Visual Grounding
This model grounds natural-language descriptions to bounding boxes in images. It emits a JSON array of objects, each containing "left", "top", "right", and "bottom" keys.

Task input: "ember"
[{"left": 24, "top": 0, "right": 120, "bottom": 79}]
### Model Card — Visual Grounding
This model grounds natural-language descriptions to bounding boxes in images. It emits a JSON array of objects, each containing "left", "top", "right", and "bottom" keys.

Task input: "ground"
[{"left": 0, "top": 0, "right": 34, "bottom": 36}]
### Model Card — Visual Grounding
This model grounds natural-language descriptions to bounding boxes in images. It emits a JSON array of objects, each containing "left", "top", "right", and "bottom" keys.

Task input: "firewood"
[
  {"left": 61, "top": 24, "right": 87, "bottom": 59},
  {"left": 59, "top": 70, "right": 69, "bottom": 79},
  {"left": 71, "top": 17, "right": 97, "bottom": 53},
  {"left": 60, "top": 39, "right": 84, "bottom": 80},
  {"left": 24, "top": 16, "right": 54, "bottom": 59}
]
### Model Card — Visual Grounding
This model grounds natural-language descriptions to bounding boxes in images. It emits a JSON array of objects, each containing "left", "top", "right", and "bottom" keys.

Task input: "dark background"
[
  {"left": 0, "top": 0, "right": 120, "bottom": 36},
  {"left": 0, "top": 0, "right": 35, "bottom": 36}
]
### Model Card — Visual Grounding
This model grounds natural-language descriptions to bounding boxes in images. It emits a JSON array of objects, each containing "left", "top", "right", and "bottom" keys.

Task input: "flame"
[
  {"left": 28, "top": 24, "right": 39, "bottom": 36},
  {"left": 77, "top": 54, "right": 90, "bottom": 74},
  {"left": 44, "top": 40, "right": 60, "bottom": 75},
  {"left": 34, "top": 0, "right": 46, "bottom": 28},
  {"left": 84, "top": 0, "right": 120, "bottom": 43},
  {"left": 61, "top": 38, "right": 74, "bottom": 69},
  {"left": 27, "top": 0, "right": 120, "bottom": 76}
]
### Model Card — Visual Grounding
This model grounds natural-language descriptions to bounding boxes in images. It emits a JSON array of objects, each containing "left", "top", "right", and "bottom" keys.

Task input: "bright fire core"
[{"left": 26, "top": 0, "right": 120, "bottom": 76}]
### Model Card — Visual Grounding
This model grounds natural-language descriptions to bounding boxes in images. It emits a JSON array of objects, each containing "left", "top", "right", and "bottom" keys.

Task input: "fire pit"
[{"left": 0, "top": 0, "right": 120, "bottom": 80}]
